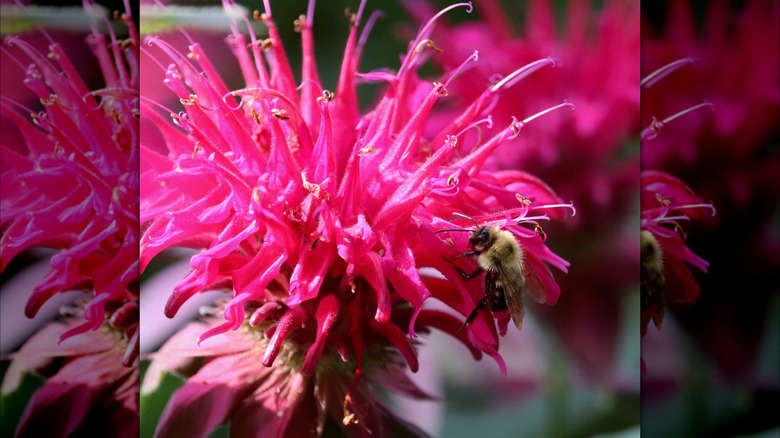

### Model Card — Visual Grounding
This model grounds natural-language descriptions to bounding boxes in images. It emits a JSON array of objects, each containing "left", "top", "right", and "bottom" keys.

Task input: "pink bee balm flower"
[
  {"left": 141, "top": 0, "right": 573, "bottom": 434},
  {"left": 1, "top": 301, "right": 139, "bottom": 437},
  {"left": 0, "top": 0, "right": 140, "bottom": 352},
  {"left": 640, "top": 170, "right": 714, "bottom": 335}
]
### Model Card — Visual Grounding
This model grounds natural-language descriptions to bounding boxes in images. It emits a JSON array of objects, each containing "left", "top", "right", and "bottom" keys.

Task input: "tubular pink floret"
[
  {"left": 642, "top": 101, "right": 714, "bottom": 140},
  {"left": 249, "top": 301, "right": 284, "bottom": 326},
  {"left": 369, "top": 320, "right": 419, "bottom": 373},
  {"left": 641, "top": 57, "right": 696, "bottom": 89},
  {"left": 302, "top": 294, "right": 339, "bottom": 375},
  {"left": 262, "top": 306, "right": 307, "bottom": 367},
  {"left": 489, "top": 56, "right": 559, "bottom": 93}
]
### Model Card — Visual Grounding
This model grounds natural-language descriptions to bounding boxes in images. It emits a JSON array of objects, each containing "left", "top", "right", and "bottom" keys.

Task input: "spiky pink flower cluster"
[
  {"left": 141, "top": 1, "right": 572, "bottom": 434},
  {"left": 0, "top": 2, "right": 139, "bottom": 360},
  {"left": 0, "top": 1, "right": 140, "bottom": 435}
]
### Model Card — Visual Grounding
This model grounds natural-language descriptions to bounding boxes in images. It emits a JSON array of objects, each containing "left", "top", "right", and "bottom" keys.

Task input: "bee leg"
[
  {"left": 457, "top": 296, "right": 489, "bottom": 333},
  {"left": 442, "top": 256, "right": 484, "bottom": 279},
  {"left": 450, "top": 251, "right": 477, "bottom": 260}
]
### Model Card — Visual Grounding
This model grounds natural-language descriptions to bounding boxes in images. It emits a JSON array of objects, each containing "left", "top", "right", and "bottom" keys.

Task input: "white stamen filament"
[
  {"left": 443, "top": 50, "right": 479, "bottom": 89},
  {"left": 531, "top": 202, "right": 577, "bottom": 216},
  {"left": 642, "top": 101, "right": 714, "bottom": 140},
  {"left": 490, "top": 57, "right": 559, "bottom": 93},
  {"left": 507, "top": 100, "right": 574, "bottom": 139},
  {"left": 641, "top": 57, "right": 696, "bottom": 89}
]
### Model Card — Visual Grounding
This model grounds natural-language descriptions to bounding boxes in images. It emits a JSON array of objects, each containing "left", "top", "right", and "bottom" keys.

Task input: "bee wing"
[
  {"left": 495, "top": 262, "right": 526, "bottom": 331},
  {"left": 521, "top": 261, "right": 548, "bottom": 304}
]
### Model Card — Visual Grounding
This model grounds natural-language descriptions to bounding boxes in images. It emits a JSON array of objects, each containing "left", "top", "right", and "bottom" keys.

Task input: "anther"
[
  {"left": 294, "top": 15, "right": 306, "bottom": 32},
  {"left": 357, "top": 145, "right": 376, "bottom": 156},
  {"left": 516, "top": 194, "right": 532, "bottom": 206},
  {"left": 344, "top": 8, "right": 357, "bottom": 25},
  {"left": 316, "top": 89, "right": 335, "bottom": 103},
  {"left": 432, "top": 81, "right": 448, "bottom": 96},
  {"left": 272, "top": 108, "right": 289, "bottom": 120},
  {"left": 425, "top": 40, "right": 443, "bottom": 53},
  {"left": 655, "top": 193, "right": 671, "bottom": 206}
]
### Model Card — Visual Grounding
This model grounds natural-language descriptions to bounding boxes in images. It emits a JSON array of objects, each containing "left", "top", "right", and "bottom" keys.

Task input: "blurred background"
[{"left": 641, "top": 1, "right": 780, "bottom": 437}]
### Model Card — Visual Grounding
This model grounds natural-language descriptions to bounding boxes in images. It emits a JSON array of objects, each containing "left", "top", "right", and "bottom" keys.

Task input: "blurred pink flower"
[
  {"left": 140, "top": 1, "right": 573, "bottom": 434},
  {"left": 641, "top": 0, "right": 779, "bottom": 174},
  {"left": 641, "top": 0, "right": 779, "bottom": 380},
  {"left": 640, "top": 170, "right": 714, "bottom": 335},
  {"left": 2, "top": 304, "right": 139, "bottom": 437},
  {"left": 403, "top": 0, "right": 640, "bottom": 380}
]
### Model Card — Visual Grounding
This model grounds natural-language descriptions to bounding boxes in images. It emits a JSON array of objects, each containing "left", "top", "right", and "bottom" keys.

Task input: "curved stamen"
[
  {"left": 399, "top": 2, "right": 473, "bottom": 74},
  {"left": 454, "top": 115, "right": 493, "bottom": 138},
  {"left": 443, "top": 50, "right": 479, "bottom": 89},
  {"left": 641, "top": 101, "right": 714, "bottom": 140},
  {"left": 507, "top": 100, "right": 575, "bottom": 139},
  {"left": 139, "top": 45, "right": 167, "bottom": 73},
  {"left": 530, "top": 202, "right": 577, "bottom": 216},
  {"left": 641, "top": 57, "right": 696, "bottom": 89},
  {"left": 224, "top": 87, "right": 304, "bottom": 128},
  {"left": 490, "top": 57, "right": 559, "bottom": 93},
  {"left": 358, "top": 10, "right": 384, "bottom": 51},
  {"left": 145, "top": 36, "right": 200, "bottom": 76},
  {"left": 354, "top": 0, "right": 368, "bottom": 25},
  {"left": 653, "top": 202, "right": 716, "bottom": 221},
  {"left": 415, "top": 2, "right": 473, "bottom": 45},
  {"left": 1, "top": 95, "right": 37, "bottom": 115},
  {"left": 140, "top": 95, "right": 178, "bottom": 118},
  {"left": 307, "top": 0, "right": 317, "bottom": 27}
]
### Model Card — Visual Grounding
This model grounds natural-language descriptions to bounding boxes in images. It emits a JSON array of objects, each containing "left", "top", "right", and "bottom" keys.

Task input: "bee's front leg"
[{"left": 442, "top": 256, "right": 483, "bottom": 279}]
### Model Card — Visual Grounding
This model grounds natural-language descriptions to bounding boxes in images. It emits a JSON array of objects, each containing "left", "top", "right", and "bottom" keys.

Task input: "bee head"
[{"left": 469, "top": 226, "right": 494, "bottom": 253}]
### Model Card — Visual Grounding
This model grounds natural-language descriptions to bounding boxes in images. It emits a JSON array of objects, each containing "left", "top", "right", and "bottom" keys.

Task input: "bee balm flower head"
[{"left": 141, "top": 1, "right": 573, "bottom": 435}]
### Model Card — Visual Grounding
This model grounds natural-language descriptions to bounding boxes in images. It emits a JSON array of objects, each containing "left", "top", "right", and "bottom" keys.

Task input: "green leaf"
[
  {"left": 0, "top": 4, "right": 108, "bottom": 35},
  {"left": 139, "top": 4, "right": 261, "bottom": 35},
  {"left": 0, "top": 370, "right": 46, "bottom": 437},
  {"left": 140, "top": 369, "right": 185, "bottom": 438}
]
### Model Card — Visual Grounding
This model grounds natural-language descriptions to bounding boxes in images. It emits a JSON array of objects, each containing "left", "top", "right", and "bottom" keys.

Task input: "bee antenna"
[
  {"left": 452, "top": 212, "right": 479, "bottom": 227},
  {"left": 434, "top": 228, "right": 472, "bottom": 235}
]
